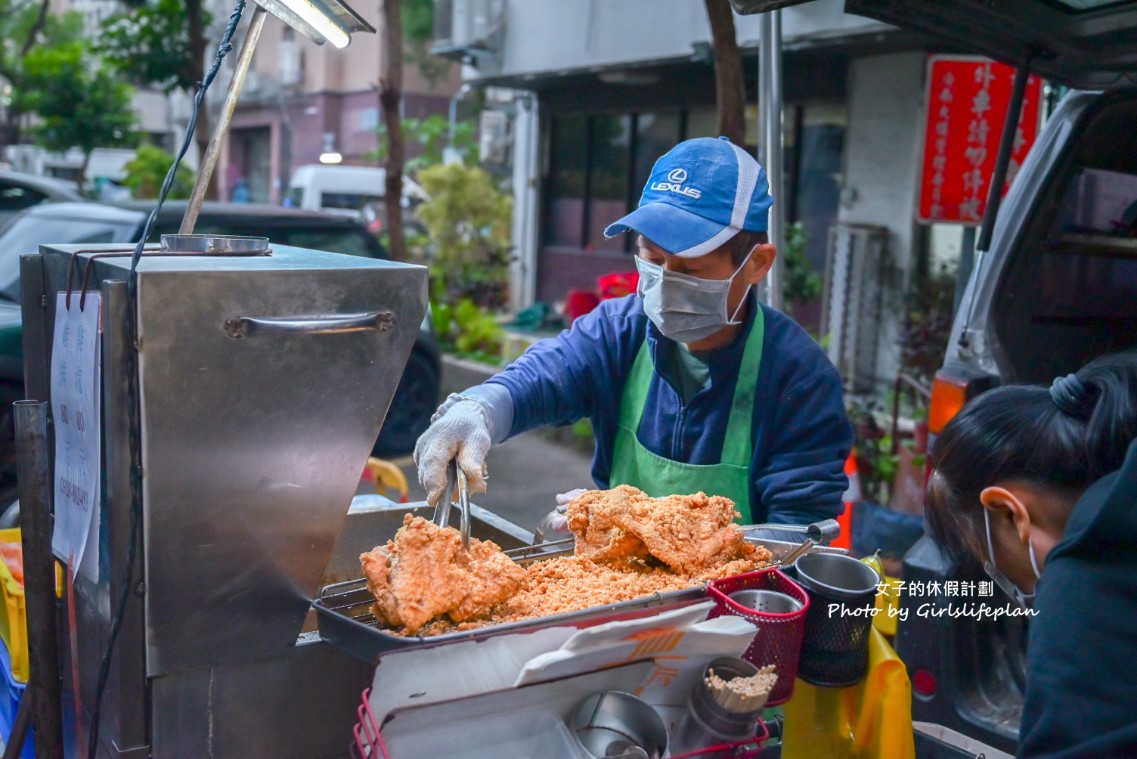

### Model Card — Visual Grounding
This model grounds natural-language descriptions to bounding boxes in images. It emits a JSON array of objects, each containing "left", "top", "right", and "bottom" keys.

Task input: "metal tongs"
[
  {"left": 433, "top": 460, "right": 471, "bottom": 550},
  {"left": 747, "top": 518, "right": 841, "bottom": 568}
]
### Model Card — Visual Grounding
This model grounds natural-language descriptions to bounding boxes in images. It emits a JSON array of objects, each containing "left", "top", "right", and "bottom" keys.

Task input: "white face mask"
[
  {"left": 983, "top": 508, "right": 1042, "bottom": 610},
  {"left": 634, "top": 249, "right": 754, "bottom": 344}
]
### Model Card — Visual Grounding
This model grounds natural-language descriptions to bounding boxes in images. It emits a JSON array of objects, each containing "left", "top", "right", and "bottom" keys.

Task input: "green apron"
[{"left": 610, "top": 310, "right": 764, "bottom": 522}]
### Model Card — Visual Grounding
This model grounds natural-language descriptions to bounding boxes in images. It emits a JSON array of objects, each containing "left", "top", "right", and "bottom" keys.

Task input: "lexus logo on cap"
[{"left": 652, "top": 167, "right": 701, "bottom": 199}]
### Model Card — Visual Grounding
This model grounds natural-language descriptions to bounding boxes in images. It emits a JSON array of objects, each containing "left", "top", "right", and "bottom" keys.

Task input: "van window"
[
  {"left": 991, "top": 98, "right": 1137, "bottom": 382},
  {"left": 319, "top": 192, "right": 382, "bottom": 212},
  {"left": 285, "top": 186, "right": 303, "bottom": 208}
]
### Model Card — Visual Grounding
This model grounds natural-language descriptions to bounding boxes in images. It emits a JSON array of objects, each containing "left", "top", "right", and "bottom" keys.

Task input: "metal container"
[
  {"left": 671, "top": 657, "right": 765, "bottom": 758},
  {"left": 793, "top": 552, "right": 881, "bottom": 687},
  {"left": 794, "top": 552, "right": 880, "bottom": 599},
  {"left": 727, "top": 589, "right": 803, "bottom": 614},
  {"left": 569, "top": 690, "right": 668, "bottom": 759},
  {"left": 21, "top": 243, "right": 429, "bottom": 756}
]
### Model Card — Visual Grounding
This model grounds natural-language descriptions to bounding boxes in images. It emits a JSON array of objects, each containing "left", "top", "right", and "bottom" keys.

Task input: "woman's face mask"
[
  {"left": 634, "top": 249, "right": 754, "bottom": 344},
  {"left": 983, "top": 508, "right": 1042, "bottom": 610}
]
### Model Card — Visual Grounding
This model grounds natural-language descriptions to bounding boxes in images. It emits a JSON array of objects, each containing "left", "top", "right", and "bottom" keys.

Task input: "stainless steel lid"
[{"left": 160, "top": 233, "right": 271, "bottom": 255}]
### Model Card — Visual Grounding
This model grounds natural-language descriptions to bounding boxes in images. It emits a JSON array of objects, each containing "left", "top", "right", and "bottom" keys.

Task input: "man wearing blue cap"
[{"left": 414, "top": 137, "right": 852, "bottom": 537}]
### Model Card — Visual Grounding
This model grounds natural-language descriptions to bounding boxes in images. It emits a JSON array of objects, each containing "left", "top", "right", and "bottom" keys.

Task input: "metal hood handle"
[{"left": 224, "top": 310, "right": 394, "bottom": 338}]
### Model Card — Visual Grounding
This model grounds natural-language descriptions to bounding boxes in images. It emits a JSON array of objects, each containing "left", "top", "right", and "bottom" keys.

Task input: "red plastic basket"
[{"left": 706, "top": 568, "right": 809, "bottom": 705}]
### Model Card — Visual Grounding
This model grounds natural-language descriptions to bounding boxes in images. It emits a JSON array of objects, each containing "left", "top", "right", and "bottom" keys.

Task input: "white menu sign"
[{"left": 51, "top": 292, "right": 101, "bottom": 580}]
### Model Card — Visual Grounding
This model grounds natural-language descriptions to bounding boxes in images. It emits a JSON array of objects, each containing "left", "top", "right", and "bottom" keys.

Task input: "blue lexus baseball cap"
[{"left": 604, "top": 136, "right": 773, "bottom": 258}]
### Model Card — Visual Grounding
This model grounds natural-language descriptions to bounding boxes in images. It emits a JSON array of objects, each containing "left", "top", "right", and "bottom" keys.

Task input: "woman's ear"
[
  {"left": 980, "top": 485, "right": 1034, "bottom": 544},
  {"left": 745, "top": 243, "right": 777, "bottom": 284}
]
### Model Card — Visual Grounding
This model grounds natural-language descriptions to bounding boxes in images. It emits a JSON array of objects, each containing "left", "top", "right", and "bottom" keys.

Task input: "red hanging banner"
[{"left": 917, "top": 56, "right": 1043, "bottom": 225}]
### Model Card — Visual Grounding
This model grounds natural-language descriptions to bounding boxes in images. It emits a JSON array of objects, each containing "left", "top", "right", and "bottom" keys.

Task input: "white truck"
[{"left": 285, "top": 164, "right": 430, "bottom": 223}]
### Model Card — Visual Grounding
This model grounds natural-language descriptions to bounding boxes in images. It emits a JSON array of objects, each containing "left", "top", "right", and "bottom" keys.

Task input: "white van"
[{"left": 285, "top": 164, "right": 430, "bottom": 219}]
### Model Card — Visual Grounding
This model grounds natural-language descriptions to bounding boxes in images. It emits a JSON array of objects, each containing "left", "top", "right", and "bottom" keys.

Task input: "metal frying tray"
[{"left": 314, "top": 536, "right": 846, "bottom": 664}]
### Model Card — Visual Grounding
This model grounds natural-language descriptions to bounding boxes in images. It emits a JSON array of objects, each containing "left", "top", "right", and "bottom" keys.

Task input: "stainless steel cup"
[
  {"left": 569, "top": 690, "right": 668, "bottom": 759},
  {"left": 793, "top": 552, "right": 880, "bottom": 687},
  {"left": 728, "top": 589, "right": 804, "bottom": 614}
]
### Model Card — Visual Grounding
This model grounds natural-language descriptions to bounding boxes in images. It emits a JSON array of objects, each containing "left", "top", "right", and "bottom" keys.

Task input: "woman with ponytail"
[{"left": 926, "top": 350, "right": 1137, "bottom": 758}]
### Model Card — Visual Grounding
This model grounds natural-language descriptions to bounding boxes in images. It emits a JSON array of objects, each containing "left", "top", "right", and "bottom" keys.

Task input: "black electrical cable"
[{"left": 86, "top": 2, "right": 247, "bottom": 756}]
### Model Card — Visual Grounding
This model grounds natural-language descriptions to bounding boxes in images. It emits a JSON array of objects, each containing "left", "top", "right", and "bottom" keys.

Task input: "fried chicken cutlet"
[
  {"left": 359, "top": 514, "right": 526, "bottom": 635},
  {"left": 566, "top": 485, "right": 759, "bottom": 574}
]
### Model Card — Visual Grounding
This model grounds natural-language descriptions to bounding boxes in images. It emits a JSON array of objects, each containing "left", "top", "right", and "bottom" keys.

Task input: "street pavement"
[{"left": 374, "top": 427, "right": 597, "bottom": 534}]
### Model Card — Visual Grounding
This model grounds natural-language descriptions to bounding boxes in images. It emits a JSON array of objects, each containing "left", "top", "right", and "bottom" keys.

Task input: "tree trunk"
[
  {"left": 19, "top": 0, "right": 50, "bottom": 57},
  {"left": 186, "top": 0, "right": 218, "bottom": 199},
  {"left": 380, "top": 0, "right": 407, "bottom": 262},
  {"left": 77, "top": 150, "right": 91, "bottom": 192},
  {"left": 704, "top": 0, "right": 746, "bottom": 145}
]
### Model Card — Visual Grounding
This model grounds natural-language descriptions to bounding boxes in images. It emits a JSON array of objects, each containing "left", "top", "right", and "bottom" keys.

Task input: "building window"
[
  {"left": 361, "top": 107, "right": 380, "bottom": 131},
  {"left": 544, "top": 105, "right": 844, "bottom": 262},
  {"left": 632, "top": 112, "right": 682, "bottom": 213},
  {"left": 545, "top": 115, "right": 589, "bottom": 247},
  {"left": 587, "top": 114, "right": 632, "bottom": 252},
  {"left": 546, "top": 112, "right": 678, "bottom": 252},
  {"left": 788, "top": 103, "right": 846, "bottom": 272}
]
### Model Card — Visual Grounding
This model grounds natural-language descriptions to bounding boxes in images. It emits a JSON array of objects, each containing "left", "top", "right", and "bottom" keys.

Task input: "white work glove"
[
  {"left": 534, "top": 488, "right": 588, "bottom": 543},
  {"left": 413, "top": 394, "right": 492, "bottom": 509}
]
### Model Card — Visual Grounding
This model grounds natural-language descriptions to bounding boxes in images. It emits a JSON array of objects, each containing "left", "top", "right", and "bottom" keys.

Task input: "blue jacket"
[{"left": 487, "top": 293, "right": 853, "bottom": 525}]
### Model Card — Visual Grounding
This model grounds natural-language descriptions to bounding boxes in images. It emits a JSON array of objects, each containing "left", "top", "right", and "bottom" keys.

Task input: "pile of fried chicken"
[{"left": 359, "top": 485, "right": 771, "bottom": 635}]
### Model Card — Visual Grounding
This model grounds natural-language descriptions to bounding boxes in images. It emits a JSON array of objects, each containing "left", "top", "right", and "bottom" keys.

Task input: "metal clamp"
[
  {"left": 748, "top": 519, "right": 840, "bottom": 545},
  {"left": 433, "top": 460, "right": 471, "bottom": 550},
  {"left": 224, "top": 310, "right": 394, "bottom": 338}
]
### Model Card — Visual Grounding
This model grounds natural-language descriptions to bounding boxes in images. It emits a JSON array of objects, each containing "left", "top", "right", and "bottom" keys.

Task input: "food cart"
[{"left": 11, "top": 241, "right": 1001, "bottom": 759}]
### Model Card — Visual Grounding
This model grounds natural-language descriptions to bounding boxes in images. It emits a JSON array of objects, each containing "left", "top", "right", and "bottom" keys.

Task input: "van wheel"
[{"left": 373, "top": 349, "right": 440, "bottom": 458}]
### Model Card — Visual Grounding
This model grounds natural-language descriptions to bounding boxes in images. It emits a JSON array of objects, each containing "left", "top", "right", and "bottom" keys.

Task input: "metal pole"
[
  {"left": 14, "top": 400, "right": 63, "bottom": 759},
  {"left": 179, "top": 5, "right": 268, "bottom": 234},
  {"left": 758, "top": 10, "right": 785, "bottom": 311},
  {"left": 955, "top": 226, "right": 977, "bottom": 314},
  {"left": 2, "top": 692, "right": 30, "bottom": 759},
  {"left": 975, "top": 64, "right": 1030, "bottom": 254},
  {"left": 958, "top": 63, "right": 1029, "bottom": 349}
]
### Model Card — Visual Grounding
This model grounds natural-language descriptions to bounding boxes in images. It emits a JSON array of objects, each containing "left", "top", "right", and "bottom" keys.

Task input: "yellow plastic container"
[
  {"left": 0, "top": 528, "right": 64, "bottom": 684},
  {"left": 0, "top": 528, "right": 28, "bottom": 684},
  {"left": 873, "top": 576, "right": 903, "bottom": 637}
]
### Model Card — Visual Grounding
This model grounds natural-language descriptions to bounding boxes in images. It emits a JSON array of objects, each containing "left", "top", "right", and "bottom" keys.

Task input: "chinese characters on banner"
[
  {"left": 918, "top": 56, "right": 1043, "bottom": 225},
  {"left": 51, "top": 292, "right": 102, "bottom": 580}
]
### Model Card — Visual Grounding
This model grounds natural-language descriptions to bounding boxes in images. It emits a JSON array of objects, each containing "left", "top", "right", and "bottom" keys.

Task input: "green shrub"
[
  {"left": 452, "top": 298, "right": 503, "bottom": 362},
  {"left": 415, "top": 163, "right": 512, "bottom": 311},
  {"left": 123, "top": 144, "right": 194, "bottom": 199}
]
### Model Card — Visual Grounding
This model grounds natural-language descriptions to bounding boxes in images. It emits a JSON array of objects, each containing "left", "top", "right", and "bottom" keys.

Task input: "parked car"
[
  {"left": 0, "top": 201, "right": 440, "bottom": 502},
  {"left": 737, "top": 0, "right": 1137, "bottom": 752},
  {"left": 0, "top": 169, "right": 85, "bottom": 227}
]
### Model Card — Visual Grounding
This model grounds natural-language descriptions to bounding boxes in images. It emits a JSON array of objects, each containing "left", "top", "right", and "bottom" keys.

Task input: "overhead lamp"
[
  {"left": 253, "top": 0, "right": 374, "bottom": 49},
  {"left": 179, "top": 0, "right": 373, "bottom": 233}
]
